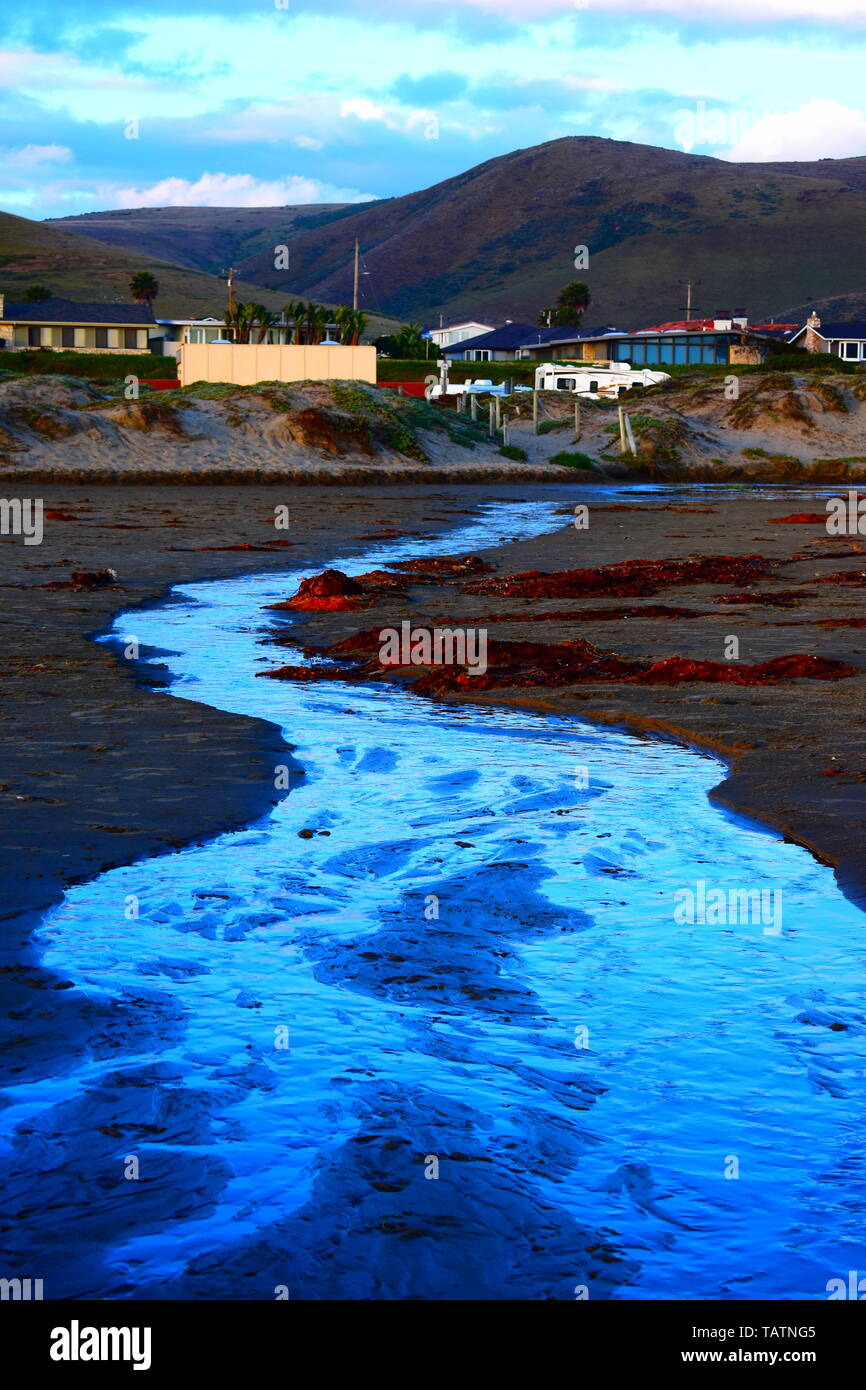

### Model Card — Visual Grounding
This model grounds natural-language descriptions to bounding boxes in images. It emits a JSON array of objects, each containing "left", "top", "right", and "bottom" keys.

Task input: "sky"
[{"left": 1, "top": 0, "right": 866, "bottom": 219}]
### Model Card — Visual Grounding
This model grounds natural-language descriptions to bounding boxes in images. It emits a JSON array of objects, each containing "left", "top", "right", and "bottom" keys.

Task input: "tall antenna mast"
[{"left": 353, "top": 239, "right": 359, "bottom": 312}]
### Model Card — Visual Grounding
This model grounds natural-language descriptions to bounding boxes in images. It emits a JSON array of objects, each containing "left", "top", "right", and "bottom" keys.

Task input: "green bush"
[
  {"left": 549, "top": 450, "right": 597, "bottom": 469},
  {"left": 499, "top": 444, "right": 528, "bottom": 460}
]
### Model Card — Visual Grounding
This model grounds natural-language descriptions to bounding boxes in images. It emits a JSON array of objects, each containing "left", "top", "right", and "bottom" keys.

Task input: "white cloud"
[
  {"left": 4, "top": 143, "right": 73, "bottom": 166},
  {"left": 725, "top": 99, "right": 866, "bottom": 161},
  {"left": 110, "top": 171, "right": 376, "bottom": 207},
  {"left": 339, "top": 97, "right": 390, "bottom": 123},
  {"left": 394, "top": 0, "right": 866, "bottom": 19}
]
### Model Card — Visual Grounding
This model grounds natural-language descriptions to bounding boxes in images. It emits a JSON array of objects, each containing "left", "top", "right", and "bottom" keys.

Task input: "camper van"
[{"left": 534, "top": 361, "right": 670, "bottom": 400}]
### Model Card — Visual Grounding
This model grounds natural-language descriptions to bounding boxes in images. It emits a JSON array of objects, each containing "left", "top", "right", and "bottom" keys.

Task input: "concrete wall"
[{"left": 178, "top": 342, "right": 377, "bottom": 388}]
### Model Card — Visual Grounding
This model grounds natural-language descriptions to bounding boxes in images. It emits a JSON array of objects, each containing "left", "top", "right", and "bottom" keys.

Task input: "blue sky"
[{"left": 2, "top": 0, "right": 866, "bottom": 218}]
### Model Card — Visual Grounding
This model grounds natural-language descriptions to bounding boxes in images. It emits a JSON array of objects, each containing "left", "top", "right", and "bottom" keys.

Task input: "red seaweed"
[
  {"left": 266, "top": 568, "right": 368, "bottom": 612},
  {"left": 464, "top": 554, "right": 779, "bottom": 600}
]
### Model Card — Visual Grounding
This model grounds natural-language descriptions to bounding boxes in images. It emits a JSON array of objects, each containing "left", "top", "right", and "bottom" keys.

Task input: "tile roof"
[{"left": 2, "top": 297, "right": 156, "bottom": 325}]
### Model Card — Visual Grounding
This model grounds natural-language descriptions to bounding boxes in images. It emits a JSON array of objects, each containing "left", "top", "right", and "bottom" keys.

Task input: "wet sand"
[
  {"left": 0, "top": 484, "right": 499, "bottom": 1081},
  {"left": 269, "top": 493, "right": 866, "bottom": 913},
  {"left": 4, "top": 482, "right": 866, "bottom": 1080}
]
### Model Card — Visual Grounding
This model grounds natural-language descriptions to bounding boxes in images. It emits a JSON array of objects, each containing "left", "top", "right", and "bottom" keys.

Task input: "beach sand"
[{"left": 3, "top": 480, "right": 866, "bottom": 1078}]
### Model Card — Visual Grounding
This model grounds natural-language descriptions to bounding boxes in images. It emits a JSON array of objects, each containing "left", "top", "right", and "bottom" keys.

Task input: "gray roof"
[{"left": 3, "top": 297, "right": 156, "bottom": 325}]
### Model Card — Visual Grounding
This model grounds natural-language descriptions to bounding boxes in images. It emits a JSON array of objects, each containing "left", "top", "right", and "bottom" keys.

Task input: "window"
[
  {"left": 841, "top": 341, "right": 860, "bottom": 360},
  {"left": 124, "top": 328, "right": 139, "bottom": 349},
  {"left": 589, "top": 381, "right": 599, "bottom": 393},
  {"left": 95, "top": 328, "right": 109, "bottom": 348},
  {"left": 556, "top": 378, "right": 572, "bottom": 390},
  {"left": 27, "top": 326, "right": 42, "bottom": 347},
  {"left": 468, "top": 349, "right": 492, "bottom": 361},
  {"left": 61, "top": 326, "right": 75, "bottom": 348}
]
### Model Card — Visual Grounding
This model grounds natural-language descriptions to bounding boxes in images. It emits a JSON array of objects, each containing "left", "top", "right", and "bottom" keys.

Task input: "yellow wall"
[{"left": 178, "top": 343, "right": 377, "bottom": 388}]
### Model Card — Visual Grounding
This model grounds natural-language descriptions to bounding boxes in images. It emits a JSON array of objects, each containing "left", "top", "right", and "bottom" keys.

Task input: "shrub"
[
  {"left": 549, "top": 450, "right": 596, "bottom": 469},
  {"left": 499, "top": 444, "right": 528, "bottom": 460}
]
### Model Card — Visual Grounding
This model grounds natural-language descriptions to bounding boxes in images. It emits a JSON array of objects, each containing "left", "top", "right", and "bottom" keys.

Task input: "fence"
[{"left": 178, "top": 343, "right": 377, "bottom": 388}]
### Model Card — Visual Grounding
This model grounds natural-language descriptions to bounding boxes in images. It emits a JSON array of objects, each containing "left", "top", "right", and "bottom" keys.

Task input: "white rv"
[{"left": 534, "top": 361, "right": 669, "bottom": 400}]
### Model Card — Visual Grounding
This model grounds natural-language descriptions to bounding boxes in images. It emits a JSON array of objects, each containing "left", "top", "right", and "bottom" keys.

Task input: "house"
[
  {"left": 0, "top": 294, "right": 156, "bottom": 352},
  {"left": 427, "top": 319, "right": 495, "bottom": 351},
  {"left": 153, "top": 317, "right": 229, "bottom": 359},
  {"left": 789, "top": 312, "right": 866, "bottom": 362},
  {"left": 439, "top": 322, "right": 542, "bottom": 361},
  {"left": 527, "top": 317, "right": 785, "bottom": 366}
]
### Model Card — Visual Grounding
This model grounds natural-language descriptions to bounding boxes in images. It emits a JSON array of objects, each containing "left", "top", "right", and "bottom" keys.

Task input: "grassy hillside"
[
  {"left": 46, "top": 138, "right": 866, "bottom": 330},
  {"left": 0, "top": 209, "right": 398, "bottom": 336},
  {"left": 47, "top": 203, "right": 357, "bottom": 277}
]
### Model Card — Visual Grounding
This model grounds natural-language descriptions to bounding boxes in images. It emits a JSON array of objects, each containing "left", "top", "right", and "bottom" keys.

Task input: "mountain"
[
  {"left": 47, "top": 137, "right": 866, "bottom": 329},
  {"left": 45, "top": 204, "right": 356, "bottom": 277},
  {"left": 0, "top": 209, "right": 398, "bottom": 333}
]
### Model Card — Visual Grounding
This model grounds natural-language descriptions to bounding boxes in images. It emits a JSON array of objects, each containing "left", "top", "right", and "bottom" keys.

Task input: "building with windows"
[
  {"left": 0, "top": 294, "right": 156, "bottom": 352},
  {"left": 441, "top": 314, "right": 792, "bottom": 367},
  {"left": 789, "top": 312, "right": 866, "bottom": 362},
  {"left": 427, "top": 319, "right": 495, "bottom": 351}
]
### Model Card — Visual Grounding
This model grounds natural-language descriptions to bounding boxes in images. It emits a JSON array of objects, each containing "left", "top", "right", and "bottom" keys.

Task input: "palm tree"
[
  {"left": 129, "top": 271, "right": 159, "bottom": 307},
  {"left": 226, "top": 301, "right": 255, "bottom": 343},
  {"left": 335, "top": 306, "right": 367, "bottom": 345},
  {"left": 334, "top": 305, "right": 351, "bottom": 344},
  {"left": 282, "top": 301, "right": 302, "bottom": 344},
  {"left": 250, "top": 305, "right": 278, "bottom": 344}
]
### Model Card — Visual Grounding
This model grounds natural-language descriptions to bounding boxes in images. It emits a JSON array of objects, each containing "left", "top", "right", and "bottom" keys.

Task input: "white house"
[
  {"left": 789, "top": 312, "right": 866, "bottom": 362},
  {"left": 427, "top": 319, "right": 495, "bottom": 350}
]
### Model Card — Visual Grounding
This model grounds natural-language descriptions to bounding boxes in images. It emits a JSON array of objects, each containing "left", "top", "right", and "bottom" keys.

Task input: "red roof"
[{"left": 637, "top": 319, "right": 718, "bottom": 333}]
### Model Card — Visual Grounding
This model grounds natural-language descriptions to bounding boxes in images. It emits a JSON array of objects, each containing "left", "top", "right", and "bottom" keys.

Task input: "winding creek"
[{"left": 5, "top": 497, "right": 866, "bottom": 1300}]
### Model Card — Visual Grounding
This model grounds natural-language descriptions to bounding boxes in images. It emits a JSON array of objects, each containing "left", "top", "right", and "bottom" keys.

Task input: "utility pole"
[
  {"left": 678, "top": 278, "right": 702, "bottom": 323},
  {"left": 353, "top": 238, "right": 359, "bottom": 312},
  {"left": 226, "top": 267, "right": 235, "bottom": 318}
]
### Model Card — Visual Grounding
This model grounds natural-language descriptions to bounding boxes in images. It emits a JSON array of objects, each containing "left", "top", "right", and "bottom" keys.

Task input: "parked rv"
[{"left": 534, "top": 361, "right": 669, "bottom": 399}]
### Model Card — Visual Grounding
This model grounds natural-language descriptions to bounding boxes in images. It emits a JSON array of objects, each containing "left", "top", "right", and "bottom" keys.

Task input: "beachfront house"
[
  {"left": 427, "top": 319, "right": 495, "bottom": 351},
  {"left": 152, "top": 317, "right": 230, "bottom": 359},
  {"left": 0, "top": 294, "right": 156, "bottom": 352},
  {"left": 441, "top": 315, "right": 793, "bottom": 367},
  {"left": 789, "top": 312, "right": 866, "bottom": 362},
  {"left": 439, "top": 321, "right": 541, "bottom": 361}
]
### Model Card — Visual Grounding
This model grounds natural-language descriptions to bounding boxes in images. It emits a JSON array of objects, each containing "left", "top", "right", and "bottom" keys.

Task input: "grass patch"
[
  {"left": 549, "top": 450, "right": 596, "bottom": 469},
  {"left": 499, "top": 444, "right": 528, "bottom": 461},
  {"left": 0, "top": 350, "right": 177, "bottom": 380}
]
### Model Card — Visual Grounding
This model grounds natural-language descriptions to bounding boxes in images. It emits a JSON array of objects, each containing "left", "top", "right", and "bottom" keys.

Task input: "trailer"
[{"left": 534, "top": 361, "right": 669, "bottom": 399}]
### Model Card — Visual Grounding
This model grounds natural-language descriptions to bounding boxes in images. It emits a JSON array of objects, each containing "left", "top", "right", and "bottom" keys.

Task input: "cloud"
[
  {"left": 5, "top": 142, "right": 73, "bottom": 165},
  {"left": 725, "top": 99, "right": 866, "bottom": 161},
  {"left": 110, "top": 171, "right": 377, "bottom": 207}
]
